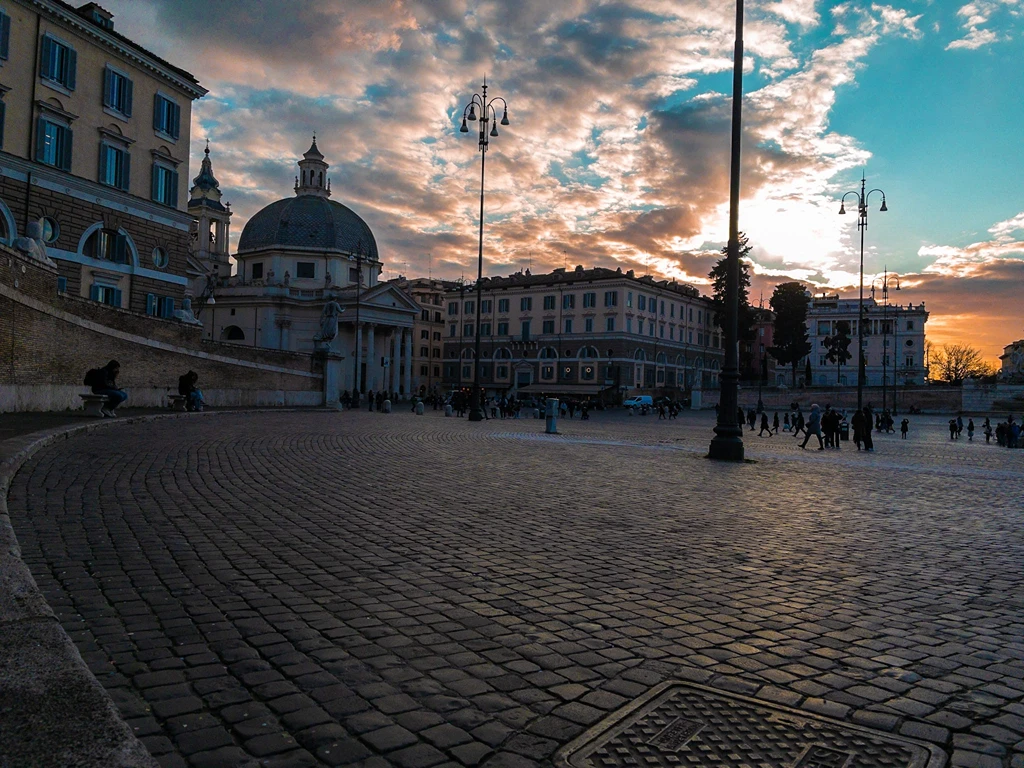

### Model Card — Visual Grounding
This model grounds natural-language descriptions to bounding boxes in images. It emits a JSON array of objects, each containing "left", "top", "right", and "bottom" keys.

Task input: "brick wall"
[{"left": 0, "top": 245, "right": 324, "bottom": 411}]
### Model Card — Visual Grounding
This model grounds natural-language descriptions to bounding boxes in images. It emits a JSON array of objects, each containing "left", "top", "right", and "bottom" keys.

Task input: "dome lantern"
[{"left": 295, "top": 134, "right": 331, "bottom": 198}]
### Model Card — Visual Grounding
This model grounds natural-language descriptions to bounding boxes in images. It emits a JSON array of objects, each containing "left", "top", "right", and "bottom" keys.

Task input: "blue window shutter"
[
  {"left": 60, "top": 126, "right": 73, "bottom": 171},
  {"left": 170, "top": 170, "right": 179, "bottom": 207},
  {"left": 66, "top": 47, "right": 77, "bottom": 90},
  {"left": 39, "top": 36, "right": 53, "bottom": 79},
  {"left": 103, "top": 67, "right": 112, "bottom": 107},
  {"left": 0, "top": 102, "right": 5, "bottom": 150},
  {"left": 171, "top": 102, "right": 180, "bottom": 139},
  {"left": 153, "top": 95, "right": 162, "bottom": 131},
  {"left": 121, "top": 150, "right": 131, "bottom": 191},
  {"left": 98, "top": 143, "right": 108, "bottom": 183},
  {"left": 151, "top": 164, "right": 159, "bottom": 201},
  {"left": 124, "top": 78, "right": 133, "bottom": 117},
  {"left": 0, "top": 12, "right": 10, "bottom": 60},
  {"left": 113, "top": 233, "right": 127, "bottom": 264},
  {"left": 89, "top": 284, "right": 100, "bottom": 302},
  {"left": 35, "top": 119, "right": 46, "bottom": 162},
  {"left": 112, "top": 288, "right": 122, "bottom": 307},
  {"left": 146, "top": 294, "right": 155, "bottom": 315}
]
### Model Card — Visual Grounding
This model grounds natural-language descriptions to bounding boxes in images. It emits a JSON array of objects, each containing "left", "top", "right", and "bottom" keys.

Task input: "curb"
[{"left": 0, "top": 409, "right": 318, "bottom": 768}]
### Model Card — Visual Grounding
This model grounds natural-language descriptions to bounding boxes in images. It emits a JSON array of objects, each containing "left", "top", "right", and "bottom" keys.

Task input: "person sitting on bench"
[
  {"left": 178, "top": 370, "right": 206, "bottom": 411},
  {"left": 84, "top": 360, "right": 127, "bottom": 417}
]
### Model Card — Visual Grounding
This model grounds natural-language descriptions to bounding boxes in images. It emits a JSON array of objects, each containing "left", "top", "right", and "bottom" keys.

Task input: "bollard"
[
  {"left": 383, "top": 399, "right": 392, "bottom": 413},
  {"left": 445, "top": 404, "right": 453, "bottom": 417},
  {"left": 415, "top": 401, "right": 425, "bottom": 415},
  {"left": 545, "top": 398, "right": 559, "bottom": 434}
]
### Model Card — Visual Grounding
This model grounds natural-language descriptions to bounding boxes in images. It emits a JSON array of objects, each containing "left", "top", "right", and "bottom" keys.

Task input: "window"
[
  {"left": 481, "top": 299, "right": 492, "bottom": 313},
  {"left": 521, "top": 297, "right": 532, "bottom": 311},
  {"left": 296, "top": 261, "right": 315, "bottom": 279},
  {"left": 697, "top": 310, "right": 702, "bottom": 323},
  {"left": 99, "top": 143, "right": 130, "bottom": 191},
  {"left": 153, "top": 94, "right": 181, "bottom": 139},
  {"left": 637, "top": 320, "right": 643, "bottom": 335},
  {"left": 57, "top": 276, "right": 67, "bottom": 293},
  {"left": 420, "top": 346, "right": 429, "bottom": 357},
  {"left": 606, "top": 317, "right": 615, "bottom": 332},
  {"left": 905, "top": 355, "right": 914, "bottom": 367},
  {"left": 563, "top": 294, "right": 575, "bottom": 310},
  {"left": 449, "top": 323, "right": 456, "bottom": 337},
  {"left": 152, "top": 247, "right": 168, "bottom": 268},
  {"left": 464, "top": 301, "right": 474, "bottom": 315},
  {"left": 585, "top": 318, "right": 593, "bottom": 332},
  {"left": 497, "top": 365, "right": 509, "bottom": 379},
  {"left": 521, "top": 320, "right": 531, "bottom": 341},
  {"left": 420, "top": 365, "right": 428, "bottom": 376},
  {"left": 660, "top": 301, "right": 665, "bottom": 315},
  {"left": 36, "top": 118, "right": 73, "bottom": 170},
  {"left": 649, "top": 323, "right": 655, "bottom": 337},
  {"left": 0, "top": 9, "right": 9, "bottom": 61},
  {"left": 84, "top": 228, "right": 129, "bottom": 263},
  {"left": 659, "top": 325, "right": 664, "bottom": 339},
  {"left": 581, "top": 364, "right": 595, "bottom": 380},
  {"left": 498, "top": 298, "right": 509, "bottom": 313},
  {"left": 420, "top": 329, "right": 429, "bottom": 339},
  {"left": 689, "top": 308, "right": 693, "bottom": 322},
  {"left": 583, "top": 292, "right": 596, "bottom": 308},
  {"left": 448, "top": 301, "right": 458, "bottom": 315},
  {"left": 40, "top": 35, "right": 77, "bottom": 90},
  {"left": 421, "top": 310, "right": 429, "bottom": 322},
  {"left": 497, "top": 321, "right": 508, "bottom": 336},
  {"left": 638, "top": 295, "right": 646, "bottom": 311},
  {"left": 434, "top": 366, "right": 440, "bottom": 377},
  {"left": 542, "top": 320, "right": 555, "bottom": 334},
  {"left": 564, "top": 318, "right": 573, "bottom": 333},
  {"left": 541, "top": 365, "right": 554, "bottom": 380},
  {"left": 817, "top": 321, "right": 831, "bottom": 335},
  {"left": 626, "top": 318, "right": 632, "bottom": 333},
  {"left": 0, "top": 98, "right": 5, "bottom": 150},
  {"left": 464, "top": 323, "right": 474, "bottom": 337},
  {"left": 688, "top": 331, "right": 693, "bottom": 343},
  {"left": 432, "top": 349, "right": 440, "bottom": 357},
  {"left": 103, "top": 67, "right": 133, "bottom": 117},
  {"left": 434, "top": 312, "right": 441, "bottom": 323},
  {"left": 671, "top": 303, "right": 675, "bottom": 317},
  {"left": 348, "top": 267, "right": 360, "bottom": 283},
  {"left": 627, "top": 292, "right": 633, "bottom": 308},
  {"left": 480, "top": 322, "right": 491, "bottom": 336},
  {"left": 151, "top": 296, "right": 175, "bottom": 318},
  {"left": 151, "top": 163, "right": 178, "bottom": 207},
  {"left": 432, "top": 331, "right": 440, "bottom": 341},
  {"left": 251, "top": 262, "right": 264, "bottom": 279},
  {"left": 544, "top": 295, "right": 556, "bottom": 310},
  {"left": 604, "top": 291, "right": 618, "bottom": 307},
  {"left": 906, "top": 320, "right": 914, "bottom": 331},
  {"left": 90, "top": 284, "right": 121, "bottom": 307}
]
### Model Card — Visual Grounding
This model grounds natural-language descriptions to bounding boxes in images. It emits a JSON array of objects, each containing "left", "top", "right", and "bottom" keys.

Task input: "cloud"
[{"left": 945, "top": 0, "right": 1022, "bottom": 50}]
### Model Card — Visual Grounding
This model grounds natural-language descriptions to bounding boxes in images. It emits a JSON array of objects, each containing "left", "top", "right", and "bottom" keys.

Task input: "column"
[
  {"left": 390, "top": 329, "right": 399, "bottom": 395},
  {"left": 404, "top": 328, "right": 413, "bottom": 396},
  {"left": 367, "top": 324, "right": 376, "bottom": 390},
  {"left": 354, "top": 323, "right": 363, "bottom": 392}
]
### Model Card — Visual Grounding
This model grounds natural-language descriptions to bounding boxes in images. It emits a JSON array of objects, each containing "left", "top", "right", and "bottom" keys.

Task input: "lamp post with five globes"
[{"left": 459, "top": 79, "right": 510, "bottom": 422}]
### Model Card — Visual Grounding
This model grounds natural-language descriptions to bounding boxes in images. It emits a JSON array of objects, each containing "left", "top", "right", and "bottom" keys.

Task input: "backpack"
[{"left": 83, "top": 368, "right": 103, "bottom": 388}]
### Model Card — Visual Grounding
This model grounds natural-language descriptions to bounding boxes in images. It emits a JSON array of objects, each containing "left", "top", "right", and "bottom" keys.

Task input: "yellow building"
[
  {"left": 0, "top": 0, "right": 206, "bottom": 313},
  {"left": 390, "top": 276, "right": 452, "bottom": 396}
]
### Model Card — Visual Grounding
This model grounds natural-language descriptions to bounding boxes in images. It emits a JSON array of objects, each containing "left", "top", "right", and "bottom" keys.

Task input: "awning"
[{"left": 515, "top": 384, "right": 611, "bottom": 395}]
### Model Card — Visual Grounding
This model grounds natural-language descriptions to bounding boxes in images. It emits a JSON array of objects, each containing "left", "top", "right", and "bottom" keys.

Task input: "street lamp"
[
  {"left": 871, "top": 269, "right": 900, "bottom": 416},
  {"left": 459, "top": 78, "right": 510, "bottom": 422},
  {"left": 839, "top": 172, "right": 887, "bottom": 412},
  {"left": 709, "top": 0, "right": 745, "bottom": 462}
]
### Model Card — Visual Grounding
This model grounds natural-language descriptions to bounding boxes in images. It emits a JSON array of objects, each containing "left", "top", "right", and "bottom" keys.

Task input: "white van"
[{"left": 623, "top": 395, "right": 653, "bottom": 409}]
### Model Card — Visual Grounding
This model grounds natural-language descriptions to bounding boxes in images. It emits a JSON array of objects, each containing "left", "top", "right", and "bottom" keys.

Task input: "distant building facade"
[
  {"left": 999, "top": 339, "right": 1024, "bottom": 382},
  {"left": 441, "top": 265, "right": 722, "bottom": 402},
  {"left": 389, "top": 277, "right": 454, "bottom": 396},
  {"left": 801, "top": 293, "right": 929, "bottom": 388},
  {"left": 0, "top": 0, "right": 206, "bottom": 314}
]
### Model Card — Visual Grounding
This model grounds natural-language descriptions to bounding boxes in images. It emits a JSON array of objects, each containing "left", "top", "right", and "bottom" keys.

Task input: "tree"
[
  {"left": 768, "top": 282, "right": 811, "bottom": 387},
  {"left": 929, "top": 343, "right": 994, "bottom": 385},
  {"left": 709, "top": 234, "right": 757, "bottom": 378},
  {"left": 823, "top": 320, "right": 853, "bottom": 386}
]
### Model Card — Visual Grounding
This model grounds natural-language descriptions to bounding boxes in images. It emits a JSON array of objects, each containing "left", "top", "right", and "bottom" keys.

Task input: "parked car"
[{"left": 623, "top": 395, "right": 654, "bottom": 410}]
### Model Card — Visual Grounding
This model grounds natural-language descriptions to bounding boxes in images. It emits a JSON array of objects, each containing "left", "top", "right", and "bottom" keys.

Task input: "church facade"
[{"left": 191, "top": 140, "right": 418, "bottom": 397}]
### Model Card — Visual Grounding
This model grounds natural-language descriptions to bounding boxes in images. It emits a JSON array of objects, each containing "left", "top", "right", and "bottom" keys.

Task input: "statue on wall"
[
  {"left": 173, "top": 295, "right": 202, "bottom": 326},
  {"left": 13, "top": 221, "right": 56, "bottom": 267},
  {"left": 314, "top": 299, "right": 344, "bottom": 347}
]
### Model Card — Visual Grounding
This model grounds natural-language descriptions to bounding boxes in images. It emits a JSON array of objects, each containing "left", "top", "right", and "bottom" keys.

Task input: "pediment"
[{"left": 358, "top": 283, "right": 420, "bottom": 314}]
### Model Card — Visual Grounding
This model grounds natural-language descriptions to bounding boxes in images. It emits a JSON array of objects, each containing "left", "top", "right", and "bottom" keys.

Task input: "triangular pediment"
[{"left": 357, "top": 283, "right": 420, "bottom": 314}]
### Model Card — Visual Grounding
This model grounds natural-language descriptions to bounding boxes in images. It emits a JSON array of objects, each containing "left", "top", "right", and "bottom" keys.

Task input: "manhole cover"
[{"left": 555, "top": 682, "right": 945, "bottom": 768}]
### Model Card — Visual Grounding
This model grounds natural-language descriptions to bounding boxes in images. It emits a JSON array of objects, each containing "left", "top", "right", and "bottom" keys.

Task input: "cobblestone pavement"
[{"left": 7, "top": 409, "right": 1024, "bottom": 768}]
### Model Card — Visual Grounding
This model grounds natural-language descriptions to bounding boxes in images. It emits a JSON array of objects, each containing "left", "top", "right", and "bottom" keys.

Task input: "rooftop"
[{"left": 446, "top": 265, "right": 703, "bottom": 299}]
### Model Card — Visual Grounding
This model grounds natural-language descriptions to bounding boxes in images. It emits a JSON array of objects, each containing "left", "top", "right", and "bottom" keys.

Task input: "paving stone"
[{"left": 362, "top": 725, "right": 419, "bottom": 752}]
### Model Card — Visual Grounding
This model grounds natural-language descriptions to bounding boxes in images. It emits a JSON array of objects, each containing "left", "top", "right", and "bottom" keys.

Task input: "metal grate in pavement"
[{"left": 555, "top": 682, "right": 946, "bottom": 768}]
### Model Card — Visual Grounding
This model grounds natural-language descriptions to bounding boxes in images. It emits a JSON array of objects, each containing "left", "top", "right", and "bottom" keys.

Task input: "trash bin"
[{"left": 840, "top": 420, "right": 849, "bottom": 441}]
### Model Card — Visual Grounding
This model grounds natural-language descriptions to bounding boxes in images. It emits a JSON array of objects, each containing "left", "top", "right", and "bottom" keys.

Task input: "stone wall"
[
  {"left": 962, "top": 381, "right": 1024, "bottom": 414},
  {"left": 0, "top": 244, "right": 325, "bottom": 411}
]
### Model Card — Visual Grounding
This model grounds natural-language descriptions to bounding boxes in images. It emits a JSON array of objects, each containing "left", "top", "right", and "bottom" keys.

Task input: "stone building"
[
  {"left": 802, "top": 293, "right": 929, "bottom": 388},
  {"left": 0, "top": 0, "right": 206, "bottom": 314},
  {"left": 441, "top": 265, "right": 722, "bottom": 402},
  {"left": 999, "top": 339, "right": 1024, "bottom": 382},
  {"left": 388, "top": 276, "right": 455, "bottom": 396},
  {"left": 197, "top": 140, "right": 419, "bottom": 397}
]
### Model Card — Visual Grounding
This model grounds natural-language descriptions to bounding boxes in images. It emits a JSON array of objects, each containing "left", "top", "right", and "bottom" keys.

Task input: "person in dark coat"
[
  {"left": 86, "top": 359, "right": 127, "bottom": 417},
  {"left": 861, "top": 405, "right": 875, "bottom": 451},
  {"left": 851, "top": 408, "right": 866, "bottom": 450},
  {"left": 758, "top": 411, "right": 772, "bottom": 437},
  {"left": 177, "top": 370, "right": 205, "bottom": 411}
]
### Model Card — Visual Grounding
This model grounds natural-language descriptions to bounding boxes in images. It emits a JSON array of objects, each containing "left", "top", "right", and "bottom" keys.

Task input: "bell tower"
[
  {"left": 187, "top": 142, "right": 233, "bottom": 279},
  {"left": 294, "top": 135, "right": 331, "bottom": 198}
]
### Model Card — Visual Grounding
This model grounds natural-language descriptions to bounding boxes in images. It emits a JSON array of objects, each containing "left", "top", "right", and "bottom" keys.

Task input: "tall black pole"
[
  {"left": 469, "top": 86, "right": 487, "bottom": 422},
  {"left": 857, "top": 175, "right": 866, "bottom": 413},
  {"left": 881, "top": 273, "right": 888, "bottom": 415},
  {"left": 709, "top": 0, "right": 745, "bottom": 461}
]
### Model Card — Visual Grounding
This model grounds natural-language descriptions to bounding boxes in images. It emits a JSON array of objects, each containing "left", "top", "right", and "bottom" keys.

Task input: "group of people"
[{"left": 85, "top": 361, "right": 206, "bottom": 416}]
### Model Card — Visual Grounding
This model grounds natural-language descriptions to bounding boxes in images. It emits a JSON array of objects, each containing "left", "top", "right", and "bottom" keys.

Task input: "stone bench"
[
  {"left": 79, "top": 394, "right": 107, "bottom": 417},
  {"left": 168, "top": 395, "right": 188, "bottom": 412}
]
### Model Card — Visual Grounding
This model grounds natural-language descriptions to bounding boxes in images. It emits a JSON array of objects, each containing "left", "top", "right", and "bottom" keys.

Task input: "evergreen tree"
[
  {"left": 708, "top": 234, "right": 757, "bottom": 379},
  {"left": 768, "top": 282, "right": 812, "bottom": 387},
  {"left": 823, "top": 320, "right": 853, "bottom": 386}
]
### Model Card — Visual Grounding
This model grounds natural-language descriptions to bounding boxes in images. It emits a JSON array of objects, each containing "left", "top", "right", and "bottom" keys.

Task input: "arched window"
[
  {"left": 656, "top": 352, "right": 667, "bottom": 365},
  {"left": 676, "top": 354, "right": 685, "bottom": 368},
  {"left": 633, "top": 349, "right": 646, "bottom": 361},
  {"left": 461, "top": 349, "right": 475, "bottom": 359},
  {"left": 494, "top": 348, "right": 512, "bottom": 359},
  {"left": 221, "top": 325, "right": 245, "bottom": 341},
  {"left": 538, "top": 346, "right": 558, "bottom": 359},
  {"left": 84, "top": 228, "right": 130, "bottom": 263},
  {"left": 578, "top": 346, "right": 599, "bottom": 359}
]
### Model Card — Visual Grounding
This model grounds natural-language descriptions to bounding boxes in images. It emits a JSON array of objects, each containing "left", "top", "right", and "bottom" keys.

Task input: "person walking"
[
  {"left": 759, "top": 411, "right": 772, "bottom": 437},
  {"left": 793, "top": 409, "right": 806, "bottom": 439},
  {"left": 900, "top": 418, "right": 909, "bottom": 439},
  {"left": 851, "top": 408, "right": 866, "bottom": 450},
  {"left": 800, "top": 404, "right": 824, "bottom": 450},
  {"left": 367, "top": 389, "right": 374, "bottom": 411},
  {"left": 956, "top": 415, "right": 964, "bottom": 438},
  {"left": 773, "top": 411, "right": 780, "bottom": 435},
  {"left": 948, "top": 418, "right": 958, "bottom": 440},
  {"left": 862, "top": 405, "right": 875, "bottom": 451},
  {"left": 967, "top": 418, "right": 975, "bottom": 441}
]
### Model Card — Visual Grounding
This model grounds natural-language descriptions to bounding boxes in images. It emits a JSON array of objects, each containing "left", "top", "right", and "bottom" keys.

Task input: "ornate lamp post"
[
  {"left": 459, "top": 79, "right": 510, "bottom": 422},
  {"left": 871, "top": 269, "right": 900, "bottom": 415},
  {"left": 839, "top": 173, "right": 887, "bottom": 412},
  {"left": 709, "top": 0, "right": 746, "bottom": 461}
]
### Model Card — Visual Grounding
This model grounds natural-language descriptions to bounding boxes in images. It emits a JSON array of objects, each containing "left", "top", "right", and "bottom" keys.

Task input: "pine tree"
[{"left": 768, "top": 282, "right": 812, "bottom": 387}]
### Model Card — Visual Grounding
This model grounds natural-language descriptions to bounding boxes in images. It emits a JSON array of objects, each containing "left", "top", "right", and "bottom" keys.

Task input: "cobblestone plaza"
[{"left": 7, "top": 410, "right": 1024, "bottom": 768}]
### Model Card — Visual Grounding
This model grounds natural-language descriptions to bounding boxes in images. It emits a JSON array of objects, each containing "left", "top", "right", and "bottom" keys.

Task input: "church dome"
[
  {"left": 237, "top": 196, "right": 379, "bottom": 259},
  {"left": 237, "top": 138, "right": 379, "bottom": 260}
]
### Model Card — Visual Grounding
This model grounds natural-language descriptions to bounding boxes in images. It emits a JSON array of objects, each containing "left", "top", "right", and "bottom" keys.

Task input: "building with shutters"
[{"left": 0, "top": 0, "right": 206, "bottom": 316}]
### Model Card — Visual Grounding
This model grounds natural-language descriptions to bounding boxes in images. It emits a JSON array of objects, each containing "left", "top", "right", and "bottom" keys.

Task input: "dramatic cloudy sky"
[{"left": 105, "top": 0, "right": 1024, "bottom": 364}]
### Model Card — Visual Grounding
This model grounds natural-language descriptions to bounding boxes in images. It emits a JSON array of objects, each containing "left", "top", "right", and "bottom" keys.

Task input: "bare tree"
[{"left": 928, "top": 343, "right": 993, "bottom": 385}]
